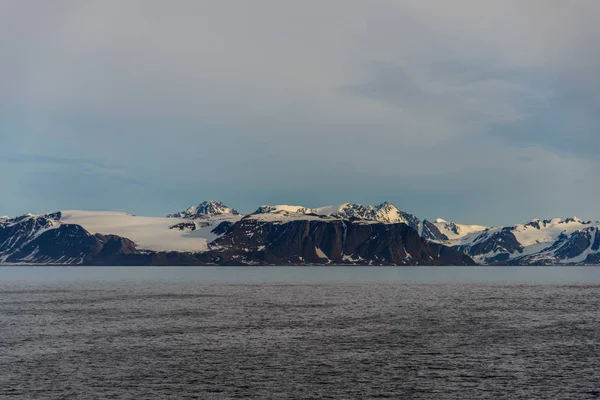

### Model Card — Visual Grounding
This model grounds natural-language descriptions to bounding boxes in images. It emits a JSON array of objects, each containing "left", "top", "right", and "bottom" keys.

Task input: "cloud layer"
[{"left": 1, "top": 0, "right": 599, "bottom": 225}]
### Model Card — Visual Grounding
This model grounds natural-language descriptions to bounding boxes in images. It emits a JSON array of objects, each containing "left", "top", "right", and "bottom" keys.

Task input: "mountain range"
[{"left": 1, "top": 200, "right": 598, "bottom": 266}]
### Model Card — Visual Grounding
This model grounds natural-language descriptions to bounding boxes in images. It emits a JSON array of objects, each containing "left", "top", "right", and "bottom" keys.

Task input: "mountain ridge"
[
  {"left": 0, "top": 207, "right": 472, "bottom": 266},
  {"left": 3, "top": 200, "right": 600, "bottom": 266},
  {"left": 167, "top": 200, "right": 240, "bottom": 218}
]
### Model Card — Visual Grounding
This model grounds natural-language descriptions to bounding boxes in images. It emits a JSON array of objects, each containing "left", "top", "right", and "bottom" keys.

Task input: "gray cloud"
[
  {"left": 340, "top": 62, "right": 550, "bottom": 134},
  {"left": 1, "top": 0, "right": 599, "bottom": 224},
  {"left": 6, "top": 153, "right": 145, "bottom": 186}
]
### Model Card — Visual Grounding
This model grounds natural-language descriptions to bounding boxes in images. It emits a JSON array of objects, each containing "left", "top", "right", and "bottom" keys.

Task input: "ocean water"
[{"left": 1, "top": 267, "right": 599, "bottom": 399}]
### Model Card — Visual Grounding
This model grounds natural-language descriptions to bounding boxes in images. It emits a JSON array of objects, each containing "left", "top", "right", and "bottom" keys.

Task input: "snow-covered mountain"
[
  {"left": 167, "top": 201, "right": 240, "bottom": 218},
  {"left": 61, "top": 210, "right": 242, "bottom": 252},
  {"left": 422, "top": 218, "right": 488, "bottom": 242},
  {"left": 252, "top": 202, "right": 421, "bottom": 231},
  {"left": 424, "top": 216, "right": 600, "bottom": 265},
  {"left": 0, "top": 204, "right": 472, "bottom": 266},
  {"left": 0, "top": 212, "right": 140, "bottom": 265},
  {"left": 0, "top": 213, "right": 62, "bottom": 263},
  {"left": 318, "top": 202, "right": 421, "bottom": 230},
  {"left": 0, "top": 210, "right": 244, "bottom": 264},
  {"left": 4, "top": 200, "right": 600, "bottom": 266},
  {"left": 0, "top": 210, "right": 241, "bottom": 261},
  {"left": 253, "top": 205, "right": 316, "bottom": 216}
]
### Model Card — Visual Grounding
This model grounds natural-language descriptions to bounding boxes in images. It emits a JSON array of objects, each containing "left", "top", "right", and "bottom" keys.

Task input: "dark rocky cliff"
[
  {"left": 210, "top": 218, "right": 475, "bottom": 266},
  {"left": 0, "top": 213, "right": 475, "bottom": 266},
  {"left": 1, "top": 218, "right": 140, "bottom": 265}
]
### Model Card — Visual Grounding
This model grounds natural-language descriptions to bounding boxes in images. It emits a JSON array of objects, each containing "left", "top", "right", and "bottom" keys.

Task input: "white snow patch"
[
  {"left": 430, "top": 219, "right": 488, "bottom": 242},
  {"left": 254, "top": 205, "right": 316, "bottom": 214},
  {"left": 60, "top": 210, "right": 241, "bottom": 252},
  {"left": 247, "top": 211, "right": 335, "bottom": 222},
  {"left": 512, "top": 219, "right": 590, "bottom": 247},
  {"left": 313, "top": 204, "right": 350, "bottom": 216},
  {"left": 315, "top": 247, "right": 328, "bottom": 259}
]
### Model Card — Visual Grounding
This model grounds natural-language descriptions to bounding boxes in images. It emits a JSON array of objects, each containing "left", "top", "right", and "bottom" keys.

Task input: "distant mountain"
[
  {"left": 318, "top": 202, "right": 421, "bottom": 231},
  {"left": 424, "top": 216, "right": 600, "bottom": 265},
  {"left": 0, "top": 212, "right": 138, "bottom": 265},
  {"left": 253, "top": 202, "right": 421, "bottom": 231},
  {"left": 252, "top": 205, "right": 315, "bottom": 215},
  {"left": 421, "top": 218, "right": 487, "bottom": 242},
  {"left": 212, "top": 215, "right": 472, "bottom": 266},
  {"left": 0, "top": 205, "right": 472, "bottom": 266},
  {"left": 167, "top": 201, "right": 240, "bottom": 218},
  {"left": 3, "top": 201, "right": 600, "bottom": 266}
]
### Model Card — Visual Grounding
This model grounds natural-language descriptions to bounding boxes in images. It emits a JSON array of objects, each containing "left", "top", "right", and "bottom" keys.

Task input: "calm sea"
[{"left": 1, "top": 266, "right": 599, "bottom": 399}]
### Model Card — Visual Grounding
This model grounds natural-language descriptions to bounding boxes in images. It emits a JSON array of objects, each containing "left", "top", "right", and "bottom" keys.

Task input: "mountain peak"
[
  {"left": 167, "top": 201, "right": 240, "bottom": 218},
  {"left": 249, "top": 202, "right": 420, "bottom": 229},
  {"left": 318, "top": 202, "right": 421, "bottom": 230},
  {"left": 252, "top": 205, "right": 313, "bottom": 215},
  {"left": 423, "top": 218, "right": 488, "bottom": 242}
]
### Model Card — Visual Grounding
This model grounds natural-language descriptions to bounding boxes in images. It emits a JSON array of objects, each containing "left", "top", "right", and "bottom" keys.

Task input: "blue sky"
[{"left": 1, "top": 0, "right": 599, "bottom": 226}]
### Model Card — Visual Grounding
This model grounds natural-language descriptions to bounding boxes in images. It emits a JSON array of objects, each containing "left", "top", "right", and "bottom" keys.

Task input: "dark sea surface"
[{"left": 1, "top": 266, "right": 600, "bottom": 399}]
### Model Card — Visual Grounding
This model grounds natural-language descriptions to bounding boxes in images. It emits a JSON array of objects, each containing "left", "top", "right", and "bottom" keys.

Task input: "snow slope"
[
  {"left": 426, "top": 216, "right": 600, "bottom": 265},
  {"left": 253, "top": 205, "right": 316, "bottom": 215},
  {"left": 253, "top": 202, "right": 421, "bottom": 229},
  {"left": 511, "top": 218, "right": 593, "bottom": 246},
  {"left": 61, "top": 210, "right": 241, "bottom": 252},
  {"left": 249, "top": 205, "right": 338, "bottom": 223},
  {"left": 430, "top": 218, "right": 488, "bottom": 242}
]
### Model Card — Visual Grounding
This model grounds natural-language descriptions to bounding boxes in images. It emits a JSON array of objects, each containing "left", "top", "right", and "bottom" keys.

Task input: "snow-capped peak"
[
  {"left": 522, "top": 216, "right": 592, "bottom": 231},
  {"left": 319, "top": 203, "right": 371, "bottom": 219},
  {"left": 373, "top": 202, "right": 420, "bottom": 229},
  {"left": 565, "top": 216, "right": 582, "bottom": 223},
  {"left": 423, "top": 218, "right": 488, "bottom": 242},
  {"left": 452, "top": 216, "right": 600, "bottom": 265},
  {"left": 252, "top": 205, "right": 315, "bottom": 215},
  {"left": 167, "top": 201, "right": 240, "bottom": 218},
  {"left": 254, "top": 202, "right": 421, "bottom": 230}
]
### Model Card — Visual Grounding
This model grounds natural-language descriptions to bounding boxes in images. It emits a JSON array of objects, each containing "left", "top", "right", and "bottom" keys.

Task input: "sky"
[{"left": 1, "top": 0, "right": 599, "bottom": 226}]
